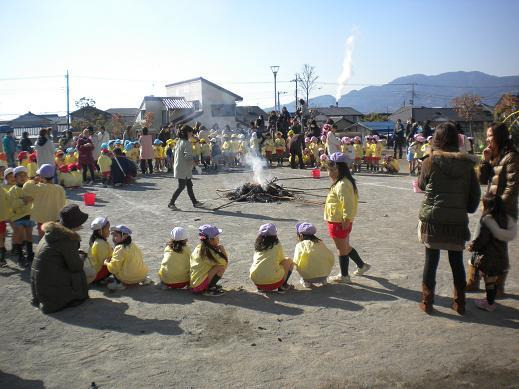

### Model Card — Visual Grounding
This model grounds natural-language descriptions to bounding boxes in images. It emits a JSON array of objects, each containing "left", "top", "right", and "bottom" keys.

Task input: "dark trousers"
[
  {"left": 170, "top": 178, "right": 197, "bottom": 205},
  {"left": 140, "top": 159, "right": 153, "bottom": 174},
  {"left": 82, "top": 164, "right": 96, "bottom": 182},
  {"left": 290, "top": 150, "right": 304, "bottom": 169},
  {"left": 393, "top": 140, "right": 403, "bottom": 159},
  {"left": 423, "top": 248, "right": 466, "bottom": 290}
]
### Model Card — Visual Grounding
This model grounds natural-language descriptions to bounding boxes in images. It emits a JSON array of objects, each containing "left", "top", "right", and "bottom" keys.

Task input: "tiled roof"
[
  {"left": 106, "top": 108, "right": 139, "bottom": 116},
  {"left": 314, "top": 106, "right": 363, "bottom": 116}
]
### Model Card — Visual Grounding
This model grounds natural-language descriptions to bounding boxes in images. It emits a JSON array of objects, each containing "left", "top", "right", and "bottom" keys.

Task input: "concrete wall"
[{"left": 166, "top": 80, "right": 203, "bottom": 105}]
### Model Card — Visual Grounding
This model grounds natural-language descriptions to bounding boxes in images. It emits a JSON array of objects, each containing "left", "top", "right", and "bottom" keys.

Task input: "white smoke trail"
[
  {"left": 244, "top": 152, "right": 270, "bottom": 187},
  {"left": 335, "top": 35, "right": 356, "bottom": 102}
]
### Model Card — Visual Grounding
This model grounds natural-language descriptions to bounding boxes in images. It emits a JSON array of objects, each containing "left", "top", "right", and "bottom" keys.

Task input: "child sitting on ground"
[
  {"left": 87, "top": 217, "right": 112, "bottom": 284},
  {"left": 468, "top": 194, "right": 516, "bottom": 312},
  {"left": 190, "top": 224, "right": 228, "bottom": 296},
  {"left": 381, "top": 155, "right": 400, "bottom": 174},
  {"left": 293, "top": 222, "right": 334, "bottom": 288},
  {"left": 23, "top": 164, "right": 67, "bottom": 238},
  {"left": 249, "top": 223, "right": 294, "bottom": 293},
  {"left": 158, "top": 227, "right": 191, "bottom": 289},
  {"left": 105, "top": 225, "right": 150, "bottom": 291}
]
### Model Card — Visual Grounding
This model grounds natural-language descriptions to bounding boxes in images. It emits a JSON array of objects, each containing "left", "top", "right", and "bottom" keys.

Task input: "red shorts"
[
  {"left": 255, "top": 278, "right": 285, "bottom": 292},
  {"left": 102, "top": 172, "right": 111, "bottom": 178},
  {"left": 373, "top": 157, "right": 381, "bottom": 161},
  {"left": 164, "top": 281, "right": 189, "bottom": 289},
  {"left": 354, "top": 157, "right": 361, "bottom": 161},
  {"left": 328, "top": 222, "right": 353, "bottom": 239},
  {"left": 276, "top": 149, "right": 284, "bottom": 156},
  {"left": 265, "top": 151, "right": 273, "bottom": 158},
  {"left": 365, "top": 156, "right": 372, "bottom": 162},
  {"left": 0, "top": 221, "right": 6, "bottom": 235},
  {"left": 94, "top": 265, "right": 110, "bottom": 282},
  {"left": 191, "top": 277, "right": 210, "bottom": 294}
]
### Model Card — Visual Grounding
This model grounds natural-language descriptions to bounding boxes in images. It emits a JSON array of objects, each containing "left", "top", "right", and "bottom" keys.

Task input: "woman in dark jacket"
[
  {"left": 19, "top": 132, "right": 33, "bottom": 152},
  {"left": 111, "top": 148, "right": 137, "bottom": 186},
  {"left": 467, "top": 122, "right": 519, "bottom": 297},
  {"left": 417, "top": 122, "right": 480, "bottom": 314},
  {"left": 76, "top": 129, "right": 96, "bottom": 183},
  {"left": 31, "top": 204, "right": 89, "bottom": 314}
]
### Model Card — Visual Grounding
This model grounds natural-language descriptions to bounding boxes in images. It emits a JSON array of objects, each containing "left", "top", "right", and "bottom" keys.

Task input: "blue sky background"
[{"left": 1, "top": 0, "right": 518, "bottom": 119}]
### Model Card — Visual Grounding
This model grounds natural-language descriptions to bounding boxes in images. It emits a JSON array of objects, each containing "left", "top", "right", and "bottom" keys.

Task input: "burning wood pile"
[{"left": 220, "top": 178, "right": 296, "bottom": 204}]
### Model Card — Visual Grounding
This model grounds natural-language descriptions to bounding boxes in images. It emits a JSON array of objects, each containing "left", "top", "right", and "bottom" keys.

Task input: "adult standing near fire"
[
  {"left": 168, "top": 125, "right": 204, "bottom": 211},
  {"left": 466, "top": 123, "right": 518, "bottom": 297}
]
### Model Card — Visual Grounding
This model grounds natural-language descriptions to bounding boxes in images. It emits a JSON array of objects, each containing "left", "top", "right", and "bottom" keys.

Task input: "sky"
[{"left": 1, "top": 0, "right": 518, "bottom": 120}]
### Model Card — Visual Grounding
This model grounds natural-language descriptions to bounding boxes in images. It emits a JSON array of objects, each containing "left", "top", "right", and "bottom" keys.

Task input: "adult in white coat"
[{"left": 34, "top": 128, "right": 55, "bottom": 168}]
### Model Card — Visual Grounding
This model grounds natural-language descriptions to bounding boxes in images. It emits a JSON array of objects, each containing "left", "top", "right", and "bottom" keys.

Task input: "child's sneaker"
[
  {"left": 278, "top": 283, "right": 294, "bottom": 292},
  {"left": 299, "top": 278, "right": 312, "bottom": 288},
  {"left": 107, "top": 280, "right": 126, "bottom": 291},
  {"left": 328, "top": 274, "right": 351, "bottom": 284},
  {"left": 474, "top": 298, "right": 496, "bottom": 312},
  {"left": 139, "top": 277, "right": 153, "bottom": 286},
  {"left": 320, "top": 279, "right": 328, "bottom": 286},
  {"left": 204, "top": 287, "right": 225, "bottom": 297},
  {"left": 354, "top": 263, "right": 371, "bottom": 276}
]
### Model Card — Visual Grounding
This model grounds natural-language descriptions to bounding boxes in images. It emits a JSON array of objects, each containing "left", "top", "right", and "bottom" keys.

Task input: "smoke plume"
[
  {"left": 335, "top": 34, "right": 356, "bottom": 102},
  {"left": 244, "top": 153, "right": 270, "bottom": 187}
]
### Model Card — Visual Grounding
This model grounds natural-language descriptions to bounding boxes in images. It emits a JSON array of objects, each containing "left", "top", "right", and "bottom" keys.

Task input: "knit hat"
[
  {"left": 198, "top": 224, "right": 222, "bottom": 239},
  {"left": 36, "top": 164, "right": 55, "bottom": 178},
  {"left": 90, "top": 216, "right": 109, "bottom": 231},
  {"left": 258, "top": 223, "right": 277, "bottom": 237},
  {"left": 110, "top": 225, "right": 132, "bottom": 235},
  {"left": 296, "top": 222, "right": 317, "bottom": 236},
  {"left": 170, "top": 227, "right": 188, "bottom": 241},
  {"left": 13, "top": 166, "right": 28, "bottom": 176},
  {"left": 60, "top": 204, "right": 89, "bottom": 229}
]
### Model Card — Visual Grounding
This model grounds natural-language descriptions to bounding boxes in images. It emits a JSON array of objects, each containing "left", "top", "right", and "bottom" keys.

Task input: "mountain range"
[{"left": 263, "top": 71, "right": 519, "bottom": 114}]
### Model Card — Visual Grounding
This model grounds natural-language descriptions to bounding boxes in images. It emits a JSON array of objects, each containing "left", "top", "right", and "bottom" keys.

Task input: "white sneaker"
[
  {"left": 328, "top": 274, "right": 351, "bottom": 284},
  {"left": 107, "top": 281, "right": 126, "bottom": 291},
  {"left": 354, "top": 263, "right": 371, "bottom": 276},
  {"left": 300, "top": 278, "right": 312, "bottom": 288}
]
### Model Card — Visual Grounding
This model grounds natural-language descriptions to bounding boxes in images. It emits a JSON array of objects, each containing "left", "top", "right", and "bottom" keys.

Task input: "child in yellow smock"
[
  {"left": 158, "top": 227, "right": 191, "bottom": 289},
  {"left": 275, "top": 132, "right": 286, "bottom": 167},
  {"left": 293, "top": 222, "right": 334, "bottom": 288},
  {"left": 87, "top": 216, "right": 112, "bottom": 283},
  {"left": 190, "top": 224, "right": 228, "bottom": 296},
  {"left": 27, "top": 153, "right": 37, "bottom": 179},
  {"left": 249, "top": 223, "right": 294, "bottom": 293},
  {"left": 97, "top": 149, "right": 112, "bottom": 187}
]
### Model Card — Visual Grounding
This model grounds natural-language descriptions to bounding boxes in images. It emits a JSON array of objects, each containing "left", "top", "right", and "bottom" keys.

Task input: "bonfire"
[{"left": 225, "top": 178, "right": 295, "bottom": 203}]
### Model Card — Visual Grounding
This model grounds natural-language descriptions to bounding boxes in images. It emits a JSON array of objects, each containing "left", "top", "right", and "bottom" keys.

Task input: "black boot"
[
  {"left": 15, "top": 244, "right": 29, "bottom": 268},
  {"left": 25, "top": 241, "right": 34, "bottom": 263},
  {"left": 0, "top": 247, "right": 6, "bottom": 267}
]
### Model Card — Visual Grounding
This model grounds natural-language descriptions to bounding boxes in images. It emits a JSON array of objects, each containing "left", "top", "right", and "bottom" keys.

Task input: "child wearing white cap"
[
  {"left": 158, "top": 227, "right": 191, "bottom": 289},
  {"left": 250, "top": 223, "right": 294, "bottom": 293},
  {"left": 190, "top": 224, "right": 228, "bottom": 296},
  {"left": 105, "top": 225, "right": 150, "bottom": 290},
  {"left": 7, "top": 166, "right": 34, "bottom": 266},
  {"left": 293, "top": 222, "right": 334, "bottom": 288},
  {"left": 87, "top": 216, "right": 112, "bottom": 283},
  {"left": 22, "top": 164, "right": 67, "bottom": 238}
]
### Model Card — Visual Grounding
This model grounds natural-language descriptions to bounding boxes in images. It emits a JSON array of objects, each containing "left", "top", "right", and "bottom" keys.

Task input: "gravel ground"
[{"left": 1, "top": 163, "right": 518, "bottom": 388}]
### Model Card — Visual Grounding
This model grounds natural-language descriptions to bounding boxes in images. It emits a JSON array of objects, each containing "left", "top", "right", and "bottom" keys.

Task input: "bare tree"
[
  {"left": 74, "top": 97, "right": 96, "bottom": 109},
  {"left": 298, "top": 64, "right": 319, "bottom": 106},
  {"left": 451, "top": 94, "right": 482, "bottom": 136}
]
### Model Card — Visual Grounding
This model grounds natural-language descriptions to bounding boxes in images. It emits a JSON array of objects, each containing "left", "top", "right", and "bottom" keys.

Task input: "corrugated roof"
[{"left": 162, "top": 97, "right": 192, "bottom": 109}]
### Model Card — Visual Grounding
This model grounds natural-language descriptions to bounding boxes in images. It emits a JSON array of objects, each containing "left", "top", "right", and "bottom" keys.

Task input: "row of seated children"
[
  {"left": 85, "top": 219, "right": 340, "bottom": 296},
  {"left": 0, "top": 163, "right": 66, "bottom": 267}
]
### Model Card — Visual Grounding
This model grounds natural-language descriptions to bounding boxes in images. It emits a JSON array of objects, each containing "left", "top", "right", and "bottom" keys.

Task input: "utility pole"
[
  {"left": 270, "top": 66, "right": 279, "bottom": 112},
  {"left": 410, "top": 82, "right": 415, "bottom": 106},
  {"left": 66, "top": 70, "right": 70, "bottom": 129},
  {"left": 291, "top": 74, "right": 299, "bottom": 114}
]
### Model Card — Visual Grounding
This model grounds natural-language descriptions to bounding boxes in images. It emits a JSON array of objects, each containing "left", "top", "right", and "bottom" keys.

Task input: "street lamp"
[{"left": 270, "top": 66, "right": 280, "bottom": 111}]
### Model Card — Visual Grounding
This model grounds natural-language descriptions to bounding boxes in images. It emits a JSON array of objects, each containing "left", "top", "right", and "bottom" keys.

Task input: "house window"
[
  {"left": 140, "top": 110, "right": 146, "bottom": 120},
  {"left": 192, "top": 100, "right": 201, "bottom": 111},
  {"left": 161, "top": 110, "right": 168, "bottom": 125},
  {"left": 211, "top": 104, "right": 235, "bottom": 117}
]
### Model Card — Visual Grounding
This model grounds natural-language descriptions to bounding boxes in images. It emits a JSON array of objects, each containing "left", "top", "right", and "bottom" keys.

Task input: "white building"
[{"left": 165, "top": 77, "right": 243, "bottom": 129}]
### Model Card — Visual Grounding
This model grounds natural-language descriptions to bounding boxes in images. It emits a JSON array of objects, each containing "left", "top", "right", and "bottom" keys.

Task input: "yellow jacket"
[
  {"left": 65, "top": 154, "right": 77, "bottom": 165},
  {"left": 364, "top": 143, "right": 372, "bottom": 157},
  {"left": 190, "top": 243, "right": 228, "bottom": 288},
  {"left": 231, "top": 140, "right": 241, "bottom": 153},
  {"left": 23, "top": 180, "right": 66, "bottom": 223},
  {"left": 27, "top": 162, "right": 37, "bottom": 178},
  {"left": 0, "top": 185, "right": 9, "bottom": 221},
  {"left": 71, "top": 170, "right": 83, "bottom": 187},
  {"left": 221, "top": 141, "right": 231, "bottom": 152},
  {"left": 153, "top": 145, "right": 164, "bottom": 159},
  {"left": 192, "top": 143, "right": 201, "bottom": 157},
  {"left": 373, "top": 143, "right": 383, "bottom": 158},
  {"left": 263, "top": 139, "right": 275, "bottom": 153},
  {"left": 293, "top": 240, "right": 334, "bottom": 279},
  {"left": 275, "top": 138, "right": 286, "bottom": 151},
  {"left": 106, "top": 242, "right": 148, "bottom": 284},
  {"left": 88, "top": 239, "right": 113, "bottom": 274},
  {"left": 158, "top": 245, "right": 191, "bottom": 284},
  {"left": 390, "top": 159, "right": 400, "bottom": 172},
  {"left": 324, "top": 179, "right": 358, "bottom": 222},
  {"left": 8, "top": 185, "right": 32, "bottom": 221},
  {"left": 97, "top": 154, "right": 112, "bottom": 173},
  {"left": 200, "top": 144, "right": 211, "bottom": 158},
  {"left": 249, "top": 243, "right": 286, "bottom": 285}
]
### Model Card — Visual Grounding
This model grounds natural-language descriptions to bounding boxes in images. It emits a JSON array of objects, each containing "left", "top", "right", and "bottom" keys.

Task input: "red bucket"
[
  {"left": 83, "top": 192, "right": 96, "bottom": 206},
  {"left": 311, "top": 169, "right": 321, "bottom": 179}
]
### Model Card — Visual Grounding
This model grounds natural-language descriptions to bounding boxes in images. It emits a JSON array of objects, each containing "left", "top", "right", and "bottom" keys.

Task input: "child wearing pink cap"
[{"left": 250, "top": 223, "right": 294, "bottom": 293}]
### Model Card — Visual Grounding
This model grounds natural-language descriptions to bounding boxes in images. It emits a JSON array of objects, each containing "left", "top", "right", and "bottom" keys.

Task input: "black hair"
[
  {"left": 432, "top": 122, "right": 459, "bottom": 152},
  {"left": 142, "top": 127, "right": 149, "bottom": 135},
  {"left": 482, "top": 194, "right": 508, "bottom": 229},
  {"left": 168, "top": 239, "right": 187, "bottom": 253},
  {"left": 114, "top": 148, "right": 124, "bottom": 156},
  {"left": 254, "top": 235, "right": 279, "bottom": 252},
  {"left": 489, "top": 122, "right": 517, "bottom": 160},
  {"left": 115, "top": 234, "right": 132, "bottom": 247},
  {"left": 89, "top": 229, "right": 107, "bottom": 246},
  {"left": 200, "top": 239, "right": 228, "bottom": 264},
  {"left": 298, "top": 234, "right": 321, "bottom": 243},
  {"left": 331, "top": 162, "right": 358, "bottom": 195},
  {"left": 178, "top": 125, "right": 193, "bottom": 140}
]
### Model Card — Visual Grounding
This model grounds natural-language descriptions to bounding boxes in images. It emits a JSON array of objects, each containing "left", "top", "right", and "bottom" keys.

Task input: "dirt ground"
[{"left": 1, "top": 162, "right": 518, "bottom": 388}]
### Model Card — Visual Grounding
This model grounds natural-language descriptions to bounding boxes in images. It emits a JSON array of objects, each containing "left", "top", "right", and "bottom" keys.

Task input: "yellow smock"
[
  {"left": 8, "top": 185, "right": 32, "bottom": 221},
  {"left": 23, "top": 180, "right": 66, "bottom": 224},
  {"left": 158, "top": 245, "right": 191, "bottom": 284},
  {"left": 249, "top": 243, "right": 286, "bottom": 285},
  {"left": 88, "top": 238, "right": 113, "bottom": 273},
  {"left": 190, "top": 243, "right": 228, "bottom": 288},
  {"left": 324, "top": 179, "right": 358, "bottom": 222},
  {"left": 106, "top": 242, "right": 149, "bottom": 284},
  {"left": 293, "top": 240, "right": 334, "bottom": 279}
]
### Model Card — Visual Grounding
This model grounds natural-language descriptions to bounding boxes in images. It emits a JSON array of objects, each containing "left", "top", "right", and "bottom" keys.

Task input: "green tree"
[{"left": 74, "top": 97, "right": 96, "bottom": 109}]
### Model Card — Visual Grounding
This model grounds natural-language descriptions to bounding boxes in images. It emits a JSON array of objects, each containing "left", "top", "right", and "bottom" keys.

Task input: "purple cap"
[
  {"left": 36, "top": 164, "right": 55, "bottom": 178},
  {"left": 296, "top": 222, "right": 317, "bottom": 235},
  {"left": 329, "top": 152, "right": 348, "bottom": 163},
  {"left": 198, "top": 224, "right": 222, "bottom": 239},
  {"left": 110, "top": 225, "right": 132, "bottom": 235},
  {"left": 258, "top": 223, "right": 277, "bottom": 237}
]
